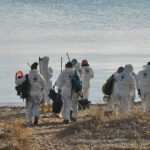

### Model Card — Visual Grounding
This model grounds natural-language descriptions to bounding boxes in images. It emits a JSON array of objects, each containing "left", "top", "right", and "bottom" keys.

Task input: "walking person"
[
  {"left": 137, "top": 62, "right": 150, "bottom": 113},
  {"left": 15, "top": 62, "right": 46, "bottom": 124},
  {"left": 114, "top": 64, "right": 136, "bottom": 114},
  {"left": 40, "top": 56, "right": 53, "bottom": 112},
  {"left": 102, "top": 66, "right": 124, "bottom": 115},
  {"left": 56, "top": 62, "right": 78, "bottom": 124},
  {"left": 81, "top": 59, "right": 94, "bottom": 108}
]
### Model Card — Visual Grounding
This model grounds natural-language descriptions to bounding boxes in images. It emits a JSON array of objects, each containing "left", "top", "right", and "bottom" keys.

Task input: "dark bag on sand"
[
  {"left": 15, "top": 75, "right": 31, "bottom": 99},
  {"left": 49, "top": 85, "right": 62, "bottom": 114},
  {"left": 78, "top": 99, "right": 91, "bottom": 110},
  {"left": 102, "top": 74, "right": 114, "bottom": 96}
]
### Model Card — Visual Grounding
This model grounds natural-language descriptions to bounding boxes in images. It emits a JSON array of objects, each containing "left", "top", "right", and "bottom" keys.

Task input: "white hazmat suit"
[
  {"left": 40, "top": 56, "right": 53, "bottom": 112},
  {"left": 56, "top": 67, "right": 75, "bottom": 122},
  {"left": 137, "top": 64, "right": 150, "bottom": 112},
  {"left": 82, "top": 65, "right": 94, "bottom": 100},
  {"left": 114, "top": 65, "right": 136, "bottom": 114},
  {"left": 16, "top": 69, "right": 45, "bottom": 124}
]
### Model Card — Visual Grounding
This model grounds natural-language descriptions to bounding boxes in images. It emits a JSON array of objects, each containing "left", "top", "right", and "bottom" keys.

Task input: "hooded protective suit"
[
  {"left": 82, "top": 66, "right": 94, "bottom": 100},
  {"left": 15, "top": 68, "right": 45, "bottom": 124},
  {"left": 40, "top": 56, "right": 53, "bottom": 112},
  {"left": 71, "top": 62, "right": 83, "bottom": 120},
  {"left": 56, "top": 67, "right": 75, "bottom": 121},
  {"left": 27, "top": 70, "right": 45, "bottom": 122},
  {"left": 114, "top": 64, "right": 136, "bottom": 114},
  {"left": 137, "top": 65, "right": 150, "bottom": 112},
  {"left": 74, "top": 62, "right": 83, "bottom": 80}
]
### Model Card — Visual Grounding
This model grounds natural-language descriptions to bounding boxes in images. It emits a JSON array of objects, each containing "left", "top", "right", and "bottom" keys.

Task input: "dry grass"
[
  {"left": 0, "top": 106, "right": 150, "bottom": 150},
  {"left": 55, "top": 105, "right": 150, "bottom": 149},
  {"left": 0, "top": 119, "right": 30, "bottom": 150},
  {"left": 76, "top": 106, "right": 150, "bottom": 150}
]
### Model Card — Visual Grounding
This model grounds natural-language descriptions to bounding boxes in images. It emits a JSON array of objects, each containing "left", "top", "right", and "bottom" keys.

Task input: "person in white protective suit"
[
  {"left": 15, "top": 62, "right": 46, "bottom": 124},
  {"left": 56, "top": 62, "right": 76, "bottom": 124},
  {"left": 81, "top": 60, "right": 94, "bottom": 106},
  {"left": 137, "top": 62, "right": 150, "bottom": 113},
  {"left": 70, "top": 58, "right": 83, "bottom": 121},
  {"left": 112, "top": 67, "right": 137, "bottom": 112},
  {"left": 40, "top": 56, "right": 53, "bottom": 112},
  {"left": 114, "top": 64, "right": 136, "bottom": 114},
  {"left": 104, "top": 66, "right": 124, "bottom": 115}
]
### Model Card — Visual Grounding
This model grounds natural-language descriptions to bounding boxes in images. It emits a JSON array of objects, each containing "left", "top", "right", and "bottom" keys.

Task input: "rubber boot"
[
  {"left": 40, "top": 105, "right": 45, "bottom": 112},
  {"left": 46, "top": 104, "right": 51, "bottom": 112}
]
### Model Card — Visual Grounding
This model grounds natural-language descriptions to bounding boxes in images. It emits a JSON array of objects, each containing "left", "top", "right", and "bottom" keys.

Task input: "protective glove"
[
  {"left": 57, "top": 90, "right": 61, "bottom": 99},
  {"left": 138, "top": 89, "right": 141, "bottom": 97}
]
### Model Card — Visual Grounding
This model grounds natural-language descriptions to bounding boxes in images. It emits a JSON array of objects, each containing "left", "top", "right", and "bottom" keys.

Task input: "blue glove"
[
  {"left": 138, "top": 89, "right": 141, "bottom": 97},
  {"left": 57, "top": 90, "right": 61, "bottom": 99}
]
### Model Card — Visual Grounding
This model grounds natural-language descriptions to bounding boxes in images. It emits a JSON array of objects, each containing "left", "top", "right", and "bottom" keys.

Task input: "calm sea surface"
[{"left": 0, "top": 0, "right": 150, "bottom": 105}]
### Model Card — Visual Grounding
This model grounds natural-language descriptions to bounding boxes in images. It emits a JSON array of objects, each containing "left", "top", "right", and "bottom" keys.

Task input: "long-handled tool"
[
  {"left": 66, "top": 52, "right": 71, "bottom": 62},
  {"left": 39, "top": 57, "right": 42, "bottom": 74},
  {"left": 61, "top": 57, "right": 63, "bottom": 73}
]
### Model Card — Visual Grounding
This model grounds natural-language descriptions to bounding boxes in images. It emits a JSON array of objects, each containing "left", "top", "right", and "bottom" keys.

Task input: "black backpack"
[
  {"left": 49, "top": 85, "right": 62, "bottom": 114},
  {"left": 72, "top": 70, "right": 82, "bottom": 93},
  {"left": 15, "top": 75, "right": 31, "bottom": 99}
]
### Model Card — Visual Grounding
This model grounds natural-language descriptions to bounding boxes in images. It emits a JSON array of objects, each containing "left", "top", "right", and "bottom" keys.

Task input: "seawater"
[
  {"left": 0, "top": 53, "right": 150, "bottom": 105},
  {"left": 0, "top": 0, "right": 150, "bottom": 105}
]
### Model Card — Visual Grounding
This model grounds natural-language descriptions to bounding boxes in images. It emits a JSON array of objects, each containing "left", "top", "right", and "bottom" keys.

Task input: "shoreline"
[{"left": 0, "top": 101, "right": 141, "bottom": 112}]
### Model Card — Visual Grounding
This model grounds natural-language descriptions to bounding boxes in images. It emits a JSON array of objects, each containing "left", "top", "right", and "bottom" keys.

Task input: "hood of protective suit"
[
  {"left": 41, "top": 56, "right": 53, "bottom": 81},
  {"left": 124, "top": 64, "right": 133, "bottom": 73},
  {"left": 74, "top": 62, "right": 80, "bottom": 69},
  {"left": 41, "top": 56, "right": 49, "bottom": 65}
]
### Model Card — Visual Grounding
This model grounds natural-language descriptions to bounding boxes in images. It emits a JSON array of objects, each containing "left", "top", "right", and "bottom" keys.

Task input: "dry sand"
[{"left": 0, "top": 105, "right": 150, "bottom": 150}]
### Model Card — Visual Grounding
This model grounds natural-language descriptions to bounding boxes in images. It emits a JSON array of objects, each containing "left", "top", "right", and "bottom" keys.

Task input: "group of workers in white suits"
[
  {"left": 15, "top": 55, "right": 150, "bottom": 125},
  {"left": 15, "top": 56, "right": 94, "bottom": 124},
  {"left": 104, "top": 62, "right": 150, "bottom": 114}
]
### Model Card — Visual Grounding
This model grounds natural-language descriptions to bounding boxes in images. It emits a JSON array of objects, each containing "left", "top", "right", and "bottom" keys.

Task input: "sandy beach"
[{"left": 0, "top": 104, "right": 150, "bottom": 150}]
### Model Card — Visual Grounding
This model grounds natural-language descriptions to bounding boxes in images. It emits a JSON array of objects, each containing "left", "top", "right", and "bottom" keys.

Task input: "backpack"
[
  {"left": 72, "top": 70, "right": 82, "bottom": 93},
  {"left": 15, "top": 75, "right": 31, "bottom": 99},
  {"left": 49, "top": 85, "right": 62, "bottom": 114},
  {"left": 102, "top": 74, "right": 114, "bottom": 96}
]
